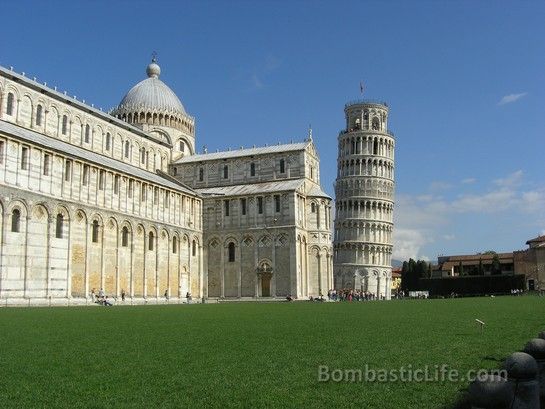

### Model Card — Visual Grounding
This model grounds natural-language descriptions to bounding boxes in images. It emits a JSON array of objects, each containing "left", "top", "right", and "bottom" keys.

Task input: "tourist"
[
  {"left": 164, "top": 289, "right": 169, "bottom": 301},
  {"left": 104, "top": 296, "right": 113, "bottom": 306},
  {"left": 121, "top": 289, "right": 126, "bottom": 302}
]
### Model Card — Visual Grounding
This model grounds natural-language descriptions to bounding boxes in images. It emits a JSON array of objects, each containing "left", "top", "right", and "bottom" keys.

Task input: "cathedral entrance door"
[{"left": 261, "top": 273, "right": 272, "bottom": 297}]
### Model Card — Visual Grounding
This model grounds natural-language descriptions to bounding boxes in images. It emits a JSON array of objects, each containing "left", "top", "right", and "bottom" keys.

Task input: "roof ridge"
[
  {"left": 176, "top": 140, "right": 311, "bottom": 163},
  {"left": 0, "top": 120, "right": 198, "bottom": 195}
]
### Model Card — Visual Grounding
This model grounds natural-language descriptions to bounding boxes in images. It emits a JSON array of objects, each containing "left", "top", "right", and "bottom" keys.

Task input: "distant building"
[
  {"left": 391, "top": 267, "right": 401, "bottom": 292},
  {"left": 430, "top": 234, "right": 545, "bottom": 291},
  {"left": 514, "top": 235, "right": 545, "bottom": 291},
  {"left": 433, "top": 253, "right": 514, "bottom": 278}
]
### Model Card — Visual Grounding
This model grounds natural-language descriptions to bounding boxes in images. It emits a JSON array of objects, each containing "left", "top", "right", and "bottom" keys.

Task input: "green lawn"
[{"left": 0, "top": 296, "right": 543, "bottom": 408}]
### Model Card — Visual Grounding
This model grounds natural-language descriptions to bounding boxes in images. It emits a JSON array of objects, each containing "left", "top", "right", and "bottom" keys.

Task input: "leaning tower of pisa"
[{"left": 333, "top": 100, "right": 395, "bottom": 299}]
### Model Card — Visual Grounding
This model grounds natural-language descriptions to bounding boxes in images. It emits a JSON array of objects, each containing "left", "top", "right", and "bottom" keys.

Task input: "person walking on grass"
[{"left": 164, "top": 289, "right": 169, "bottom": 302}]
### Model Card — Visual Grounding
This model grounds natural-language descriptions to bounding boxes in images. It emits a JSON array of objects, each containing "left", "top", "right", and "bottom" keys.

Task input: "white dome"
[{"left": 116, "top": 60, "right": 186, "bottom": 115}]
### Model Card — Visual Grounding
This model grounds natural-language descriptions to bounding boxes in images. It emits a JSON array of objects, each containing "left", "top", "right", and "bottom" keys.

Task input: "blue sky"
[{"left": 2, "top": 1, "right": 545, "bottom": 262}]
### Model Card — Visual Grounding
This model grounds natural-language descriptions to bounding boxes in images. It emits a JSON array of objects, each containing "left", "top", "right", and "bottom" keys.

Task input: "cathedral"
[{"left": 0, "top": 58, "right": 333, "bottom": 304}]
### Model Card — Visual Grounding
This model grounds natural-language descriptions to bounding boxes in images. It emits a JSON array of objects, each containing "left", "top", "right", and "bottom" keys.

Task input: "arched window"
[
  {"left": 228, "top": 242, "right": 235, "bottom": 262},
  {"left": 199, "top": 167, "right": 204, "bottom": 181},
  {"left": 192, "top": 240, "right": 196, "bottom": 256},
  {"left": 55, "top": 213, "right": 64, "bottom": 238},
  {"left": 92, "top": 220, "right": 99, "bottom": 243},
  {"left": 114, "top": 175, "right": 120, "bottom": 195},
  {"left": 250, "top": 162, "right": 256, "bottom": 177},
  {"left": 148, "top": 232, "right": 154, "bottom": 251},
  {"left": 105, "top": 133, "right": 111, "bottom": 151},
  {"left": 124, "top": 140, "right": 130, "bottom": 158},
  {"left": 6, "top": 93, "right": 14, "bottom": 116},
  {"left": 224, "top": 199, "right": 230, "bottom": 216},
  {"left": 223, "top": 165, "right": 228, "bottom": 179},
  {"left": 140, "top": 147, "right": 145, "bottom": 164},
  {"left": 36, "top": 105, "right": 43, "bottom": 126},
  {"left": 122, "top": 226, "right": 129, "bottom": 247},
  {"left": 279, "top": 158, "right": 285, "bottom": 174},
  {"left": 179, "top": 140, "right": 185, "bottom": 152},
  {"left": 84, "top": 125, "right": 90, "bottom": 143},
  {"left": 373, "top": 139, "right": 378, "bottom": 155},
  {"left": 372, "top": 117, "right": 380, "bottom": 131},
  {"left": 11, "top": 209, "right": 21, "bottom": 232},
  {"left": 311, "top": 202, "right": 316, "bottom": 213},
  {"left": 172, "top": 236, "right": 178, "bottom": 254},
  {"left": 61, "top": 115, "right": 68, "bottom": 135}
]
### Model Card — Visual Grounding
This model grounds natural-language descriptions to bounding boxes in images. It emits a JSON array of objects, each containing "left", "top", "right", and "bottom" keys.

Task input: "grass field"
[{"left": 0, "top": 296, "right": 544, "bottom": 408}]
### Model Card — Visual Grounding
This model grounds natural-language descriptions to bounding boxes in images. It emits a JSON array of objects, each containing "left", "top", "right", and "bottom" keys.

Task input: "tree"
[
  {"left": 478, "top": 258, "right": 484, "bottom": 275},
  {"left": 491, "top": 254, "right": 501, "bottom": 275},
  {"left": 458, "top": 261, "right": 465, "bottom": 276},
  {"left": 401, "top": 258, "right": 431, "bottom": 291}
]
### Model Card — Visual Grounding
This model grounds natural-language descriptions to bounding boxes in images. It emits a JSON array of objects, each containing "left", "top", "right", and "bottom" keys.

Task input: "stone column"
[
  {"left": 0, "top": 209, "right": 7, "bottom": 298},
  {"left": 46, "top": 215, "right": 53, "bottom": 298},
  {"left": 167, "top": 235, "right": 171, "bottom": 298},
  {"left": 143, "top": 233, "right": 147, "bottom": 299},
  {"left": 155, "top": 233, "right": 159, "bottom": 299},
  {"left": 220, "top": 240, "right": 225, "bottom": 298},
  {"left": 237, "top": 243, "right": 242, "bottom": 298},
  {"left": 129, "top": 238, "right": 135, "bottom": 299},
  {"left": 271, "top": 236, "right": 276, "bottom": 297},
  {"left": 23, "top": 215, "right": 30, "bottom": 299},
  {"left": 254, "top": 242, "right": 259, "bottom": 297},
  {"left": 317, "top": 253, "right": 322, "bottom": 296}
]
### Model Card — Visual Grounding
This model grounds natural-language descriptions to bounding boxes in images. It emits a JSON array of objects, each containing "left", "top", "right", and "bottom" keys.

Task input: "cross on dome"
[{"left": 146, "top": 54, "right": 161, "bottom": 78}]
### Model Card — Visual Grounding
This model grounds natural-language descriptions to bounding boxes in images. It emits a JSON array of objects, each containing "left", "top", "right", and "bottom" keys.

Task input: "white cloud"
[
  {"left": 251, "top": 74, "right": 264, "bottom": 89},
  {"left": 498, "top": 92, "right": 527, "bottom": 105},
  {"left": 429, "top": 181, "right": 451, "bottom": 191},
  {"left": 393, "top": 228, "right": 430, "bottom": 261},
  {"left": 249, "top": 54, "right": 281, "bottom": 90},
  {"left": 521, "top": 190, "right": 545, "bottom": 213},
  {"left": 395, "top": 170, "right": 545, "bottom": 262},
  {"left": 493, "top": 170, "right": 523, "bottom": 188},
  {"left": 451, "top": 189, "right": 516, "bottom": 213},
  {"left": 461, "top": 178, "right": 476, "bottom": 184},
  {"left": 264, "top": 54, "right": 281, "bottom": 72}
]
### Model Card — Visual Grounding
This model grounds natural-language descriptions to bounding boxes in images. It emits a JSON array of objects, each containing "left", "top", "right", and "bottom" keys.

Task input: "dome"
[{"left": 116, "top": 59, "right": 186, "bottom": 115}]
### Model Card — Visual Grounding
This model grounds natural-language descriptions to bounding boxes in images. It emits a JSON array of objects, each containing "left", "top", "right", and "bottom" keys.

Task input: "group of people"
[
  {"left": 90, "top": 288, "right": 193, "bottom": 305},
  {"left": 90, "top": 288, "right": 114, "bottom": 306},
  {"left": 285, "top": 289, "right": 388, "bottom": 302},
  {"left": 327, "top": 289, "right": 386, "bottom": 301}
]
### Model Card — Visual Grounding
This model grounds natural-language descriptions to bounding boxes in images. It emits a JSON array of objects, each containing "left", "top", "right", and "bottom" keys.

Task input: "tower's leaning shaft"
[{"left": 333, "top": 100, "right": 395, "bottom": 299}]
